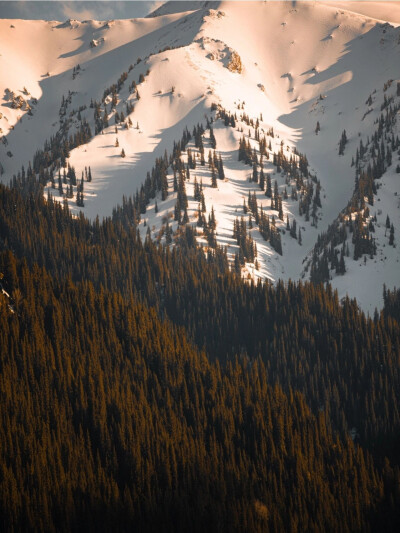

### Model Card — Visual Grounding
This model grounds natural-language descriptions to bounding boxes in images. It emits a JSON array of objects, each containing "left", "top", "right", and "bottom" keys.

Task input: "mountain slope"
[{"left": 0, "top": 1, "right": 399, "bottom": 311}]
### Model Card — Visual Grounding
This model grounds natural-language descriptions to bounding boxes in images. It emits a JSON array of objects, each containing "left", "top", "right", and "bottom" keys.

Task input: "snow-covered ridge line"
[{"left": 147, "top": 1, "right": 219, "bottom": 18}]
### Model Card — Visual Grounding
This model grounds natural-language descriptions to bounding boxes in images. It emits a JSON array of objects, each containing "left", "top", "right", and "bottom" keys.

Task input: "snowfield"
[{"left": 0, "top": 1, "right": 399, "bottom": 312}]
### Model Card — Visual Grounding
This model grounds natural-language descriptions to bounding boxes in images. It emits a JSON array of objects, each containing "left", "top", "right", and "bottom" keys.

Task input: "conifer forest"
[{"left": 0, "top": 172, "right": 399, "bottom": 531}]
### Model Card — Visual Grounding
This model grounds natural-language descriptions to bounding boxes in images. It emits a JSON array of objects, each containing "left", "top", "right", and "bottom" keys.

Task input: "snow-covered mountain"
[{"left": 1, "top": 1, "right": 399, "bottom": 312}]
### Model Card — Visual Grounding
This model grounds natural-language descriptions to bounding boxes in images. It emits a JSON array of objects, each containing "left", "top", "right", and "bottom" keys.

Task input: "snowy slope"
[
  {"left": 0, "top": 1, "right": 399, "bottom": 311},
  {"left": 325, "top": 1, "right": 400, "bottom": 26}
]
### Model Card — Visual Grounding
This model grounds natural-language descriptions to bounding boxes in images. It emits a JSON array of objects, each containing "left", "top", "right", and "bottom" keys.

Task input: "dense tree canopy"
[{"left": 0, "top": 182, "right": 399, "bottom": 531}]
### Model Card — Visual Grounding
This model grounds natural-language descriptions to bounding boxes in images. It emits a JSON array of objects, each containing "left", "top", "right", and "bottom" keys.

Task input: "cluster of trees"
[
  {"left": 109, "top": 121, "right": 225, "bottom": 252},
  {"left": 202, "top": 206, "right": 217, "bottom": 248},
  {"left": 174, "top": 166, "right": 189, "bottom": 225},
  {"left": 309, "top": 206, "right": 377, "bottom": 282},
  {"left": 208, "top": 149, "right": 225, "bottom": 187},
  {"left": 310, "top": 91, "right": 399, "bottom": 281},
  {"left": 386, "top": 215, "right": 396, "bottom": 247},
  {"left": 238, "top": 128, "right": 320, "bottom": 224},
  {"left": 351, "top": 211, "right": 376, "bottom": 260},
  {"left": 244, "top": 191, "right": 283, "bottom": 255},
  {"left": 236, "top": 108, "right": 323, "bottom": 258},
  {"left": 192, "top": 123, "right": 206, "bottom": 165},
  {"left": 23, "top": 94, "right": 322, "bottom": 272},
  {"left": 353, "top": 131, "right": 399, "bottom": 184},
  {"left": 232, "top": 216, "right": 257, "bottom": 264},
  {"left": 238, "top": 135, "right": 258, "bottom": 165},
  {"left": 32, "top": 119, "right": 92, "bottom": 174},
  {"left": 1, "top": 179, "right": 400, "bottom": 530},
  {"left": 59, "top": 90, "right": 74, "bottom": 118},
  {"left": 103, "top": 124, "right": 213, "bottom": 235},
  {"left": 72, "top": 63, "right": 81, "bottom": 79},
  {"left": 76, "top": 173, "right": 85, "bottom": 207},
  {"left": 35, "top": 58, "right": 150, "bottom": 189},
  {"left": 193, "top": 176, "right": 206, "bottom": 211},
  {"left": 310, "top": 242, "right": 346, "bottom": 282},
  {"left": 286, "top": 214, "right": 301, "bottom": 243},
  {"left": 48, "top": 164, "right": 92, "bottom": 205},
  {"left": 216, "top": 105, "right": 236, "bottom": 128}
]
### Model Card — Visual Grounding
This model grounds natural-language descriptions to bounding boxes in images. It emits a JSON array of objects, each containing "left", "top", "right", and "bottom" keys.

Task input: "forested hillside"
[{"left": 1, "top": 181, "right": 400, "bottom": 531}]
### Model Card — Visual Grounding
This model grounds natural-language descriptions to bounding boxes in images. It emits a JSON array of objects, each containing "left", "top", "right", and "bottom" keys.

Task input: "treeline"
[{"left": 0, "top": 182, "right": 400, "bottom": 530}]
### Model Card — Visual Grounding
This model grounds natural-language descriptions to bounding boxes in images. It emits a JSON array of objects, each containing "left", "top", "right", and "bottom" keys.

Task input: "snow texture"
[{"left": 0, "top": 1, "right": 399, "bottom": 312}]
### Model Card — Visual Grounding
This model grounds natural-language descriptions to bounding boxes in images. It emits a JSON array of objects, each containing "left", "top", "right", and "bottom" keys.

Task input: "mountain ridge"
[{"left": 0, "top": 1, "right": 399, "bottom": 311}]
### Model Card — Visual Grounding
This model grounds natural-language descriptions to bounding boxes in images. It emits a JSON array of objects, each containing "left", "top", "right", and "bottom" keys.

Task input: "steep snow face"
[
  {"left": 326, "top": 1, "right": 400, "bottom": 26},
  {"left": 149, "top": 1, "right": 400, "bottom": 26},
  {"left": 0, "top": 11, "right": 203, "bottom": 173},
  {"left": 147, "top": 1, "right": 219, "bottom": 18},
  {"left": 0, "top": 1, "right": 399, "bottom": 311}
]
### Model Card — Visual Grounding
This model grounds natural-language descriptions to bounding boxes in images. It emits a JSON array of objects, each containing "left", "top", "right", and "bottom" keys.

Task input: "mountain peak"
[{"left": 147, "top": 1, "right": 220, "bottom": 18}]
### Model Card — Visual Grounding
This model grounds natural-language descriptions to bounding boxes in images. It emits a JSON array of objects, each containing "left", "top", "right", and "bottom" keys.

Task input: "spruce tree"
[
  {"left": 265, "top": 174, "right": 272, "bottom": 197},
  {"left": 389, "top": 224, "right": 395, "bottom": 246},
  {"left": 211, "top": 164, "right": 217, "bottom": 188}
]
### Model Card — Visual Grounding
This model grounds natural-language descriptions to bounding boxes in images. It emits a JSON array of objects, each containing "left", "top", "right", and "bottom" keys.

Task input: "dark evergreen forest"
[{"left": 0, "top": 180, "right": 400, "bottom": 532}]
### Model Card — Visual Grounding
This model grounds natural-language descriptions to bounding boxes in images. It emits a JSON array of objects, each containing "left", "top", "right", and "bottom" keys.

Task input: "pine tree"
[
  {"left": 211, "top": 163, "right": 217, "bottom": 188},
  {"left": 201, "top": 192, "right": 206, "bottom": 213},
  {"left": 265, "top": 174, "right": 272, "bottom": 198},
  {"left": 174, "top": 199, "right": 181, "bottom": 223},
  {"left": 252, "top": 162, "right": 258, "bottom": 183},
  {"left": 209, "top": 206, "right": 216, "bottom": 230},
  {"left": 337, "top": 250, "right": 346, "bottom": 274},
  {"left": 259, "top": 168, "right": 265, "bottom": 191},
  {"left": 182, "top": 205, "right": 189, "bottom": 224},
  {"left": 389, "top": 224, "right": 395, "bottom": 246},
  {"left": 218, "top": 154, "right": 225, "bottom": 180},
  {"left": 290, "top": 218, "right": 297, "bottom": 239},
  {"left": 103, "top": 109, "right": 109, "bottom": 128},
  {"left": 165, "top": 217, "right": 172, "bottom": 244},
  {"left": 196, "top": 205, "right": 203, "bottom": 227},
  {"left": 278, "top": 196, "right": 283, "bottom": 221},
  {"left": 339, "top": 130, "right": 347, "bottom": 155},
  {"left": 209, "top": 126, "right": 216, "bottom": 149},
  {"left": 58, "top": 170, "right": 63, "bottom": 195}
]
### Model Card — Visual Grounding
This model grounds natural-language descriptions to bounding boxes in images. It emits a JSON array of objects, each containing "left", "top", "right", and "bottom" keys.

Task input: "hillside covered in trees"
[{"left": 0, "top": 180, "right": 400, "bottom": 531}]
